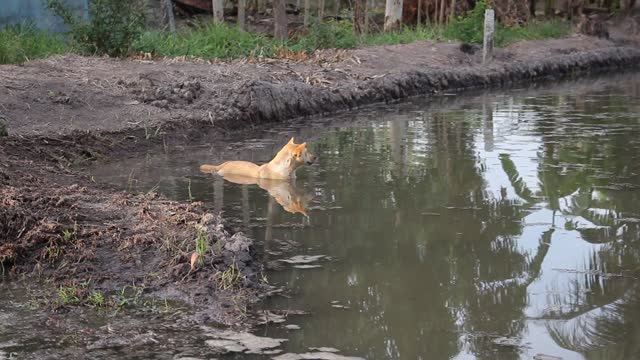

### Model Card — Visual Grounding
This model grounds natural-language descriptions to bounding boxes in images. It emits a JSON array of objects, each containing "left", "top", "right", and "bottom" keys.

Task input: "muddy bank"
[{"left": 1, "top": 32, "right": 640, "bottom": 331}]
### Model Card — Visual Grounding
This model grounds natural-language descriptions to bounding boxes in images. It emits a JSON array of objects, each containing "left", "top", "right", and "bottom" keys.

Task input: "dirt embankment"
[{"left": 1, "top": 30, "right": 640, "bottom": 327}]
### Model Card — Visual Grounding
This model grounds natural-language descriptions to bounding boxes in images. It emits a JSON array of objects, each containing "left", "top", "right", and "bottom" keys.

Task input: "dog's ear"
[
  {"left": 288, "top": 137, "right": 296, "bottom": 145},
  {"left": 293, "top": 143, "right": 306, "bottom": 157}
]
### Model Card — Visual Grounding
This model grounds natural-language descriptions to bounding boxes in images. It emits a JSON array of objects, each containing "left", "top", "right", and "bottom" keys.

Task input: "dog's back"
[{"left": 200, "top": 161, "right": 261, "bottom": 177}]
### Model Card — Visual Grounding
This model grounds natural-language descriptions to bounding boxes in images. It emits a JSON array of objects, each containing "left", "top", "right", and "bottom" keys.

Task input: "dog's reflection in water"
[{"left": 206, "top": 172, "right": 312, "bottom": 217}]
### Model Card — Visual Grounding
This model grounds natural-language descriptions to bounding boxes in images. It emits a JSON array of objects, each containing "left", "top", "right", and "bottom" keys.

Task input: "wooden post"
[
  {"left": 212, "top": 0, "right": 224, "bottom": 23},
  {"left": 483, "top": 8, "right": 495, "bottom": 64},
  {"left": 238, "top": 0, "right": 246, "bottom": 29}
]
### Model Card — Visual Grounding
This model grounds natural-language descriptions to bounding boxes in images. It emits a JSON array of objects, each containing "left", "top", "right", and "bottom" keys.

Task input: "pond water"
[{"left": 74, "top": 72, "right": 640, "bottom": 359}]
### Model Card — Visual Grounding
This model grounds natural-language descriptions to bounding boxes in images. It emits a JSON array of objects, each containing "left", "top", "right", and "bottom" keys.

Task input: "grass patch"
[
  {"left": 133, "top": 22, "right": 275, "bottom": 59},
  {"left": 133, "top": 17, "right": 569, "bottom": 61},
  {"left": 495, "top": 20, "right": 570, "bottom": 47},
  {"left": 0, "top": 24, "right": 68, "bottom": 64},
  {"left": 1, "top": 4, "right": 570, "bottom": 64}
]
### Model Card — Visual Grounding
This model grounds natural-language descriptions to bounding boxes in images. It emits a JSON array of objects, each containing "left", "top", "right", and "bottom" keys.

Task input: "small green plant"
[
  {"left": 61, "top": 222, "right": 77, "bottom": 242},
  {"left": 195, "top": 229, "right": 208, "bottom": 256},
  {"left": 0, "top": 117, "right": 8, "bottom": 136},
  {"left": 187, "top": 178, "right": 194, "bottom": 201},
  {"left": 47, "top": 0, "right": 147, "bottom": 57},
  {"left": 57, "top": 285, "right": 81, "bottom": 305},
  {"left": 87, "top": 291, "right": 105, "bottom": 307},
  {"left": 214, "top": 261, "right": 243, "bottom": 290}
]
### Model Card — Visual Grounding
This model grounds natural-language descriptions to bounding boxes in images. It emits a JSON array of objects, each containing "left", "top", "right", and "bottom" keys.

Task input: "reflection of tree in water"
[
  {"left": 509, "top": 81, "right": 640, "bottom": 358},
  {"left": 324, "top": 79, "right": 640, "bottom": 359},
  {"left": 309, "top": 107, "right": 549, "bottom": 359}
]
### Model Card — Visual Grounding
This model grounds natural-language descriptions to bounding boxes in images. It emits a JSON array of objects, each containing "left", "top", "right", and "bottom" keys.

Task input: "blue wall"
[{"left": 0, "top": 0, "right": 89, "bottom": 32}]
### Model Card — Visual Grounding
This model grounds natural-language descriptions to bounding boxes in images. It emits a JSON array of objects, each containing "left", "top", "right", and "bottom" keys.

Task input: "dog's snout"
[{"left": 306, "top": 154, "right": 316, "bottom": 165}]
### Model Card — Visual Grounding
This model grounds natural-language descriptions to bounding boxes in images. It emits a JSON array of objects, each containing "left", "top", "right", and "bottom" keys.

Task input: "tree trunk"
[
  {"left": 544, "top": 0, "right": 553, "bottom": 16},
  {"left": 449, "top": 0, "right": 456, "bottom": 23},
  {"left": 212, "top": 0, "right": 224, "bottom": 23},
  {"left": 238, "top": 0, "right": 246, "bottom": 29},
  {"left": 364, "top": 0, "right": 369, "bottom": 32},
  {"left": 273, "top": 0, "right": 288, "bottom": 39},
  {"left": 384, "top": 0, "right": 403, "bottom": 31},
  {"left": 164, "top": 0, "right": 176, "bottom": 32},
  {"left": 335, "top": 0, "right": 340, "bottom": 15},
  {"left": 529, "top": 0, "right": 536, "bottom": 17},
  {"left": 354, "top": 0, "right": 365, "bottom": 34},
  {"left": 417, "top": 0, "right": 422, "bottom": 26},
  {"left": 438, "top": 0, "right": 445, "bottom": 24},
  {"left": 304, "top": 0, "right": 311, "bottom": 26},
  {"left": 318, "top": 0, "right": 325, "bottom": 21}
]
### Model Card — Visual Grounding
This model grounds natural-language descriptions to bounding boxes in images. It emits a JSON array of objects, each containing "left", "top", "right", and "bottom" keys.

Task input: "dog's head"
[
  {"left": 290, "top": 138, "right": 315, "bottom": 166},
  {"left": 278, "top": 137, "right": 315, "bottom": 170}
]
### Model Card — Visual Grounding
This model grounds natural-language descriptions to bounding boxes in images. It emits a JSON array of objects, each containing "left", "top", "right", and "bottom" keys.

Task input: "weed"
[
  {"left": 87, "top": 291, "right": 105, "bottom": 307},
  {"left": 0, "top": 117, "right": 8, "bottom": 137},
  {"left": 187, "top": 178, "right": 194, "bottom": 201},
  {"left": 127, "top": 169, "right": 138, "bottom": 192},
  {"left": 195, "top": 229, "right": 208, "bottom": 256},
  {"left": 61, "top": 223, "right": 77, "bottom": 242},
  {"left": 57, "top": 285, "right": 82, "bottom": 305},
  {"left": 0, "top": 23, "right": 68, "bottom": 64},
  {"left": 213, "top": 261, "right": 243, "bottom": 290}
]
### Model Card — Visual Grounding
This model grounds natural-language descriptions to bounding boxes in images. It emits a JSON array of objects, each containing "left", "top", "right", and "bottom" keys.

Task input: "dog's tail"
[{"left": 199, "top": 164, "right": 221, "bottom": 174}]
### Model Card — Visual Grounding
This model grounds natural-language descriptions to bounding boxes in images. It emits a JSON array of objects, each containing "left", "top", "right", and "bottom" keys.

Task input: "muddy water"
[{"left": 85, "top": 73, "right": 640, "bottom": 359}]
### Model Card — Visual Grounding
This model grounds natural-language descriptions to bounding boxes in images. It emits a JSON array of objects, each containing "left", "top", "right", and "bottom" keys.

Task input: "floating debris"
[
  {"left": 203, "top": 328, "right": 287, "bottom": 355},
  {"left": 284, "top": 324, "right": 301, "bottom": 330},
  {"left": 273, "top": 352, "right": 364, "bottom": 360},
  {"left": 309, "top": 347, "right": 340, "bottom": 353},
  {"left": 331, "top": 304, "right": 350, "bottom": 309},
  {"left": 444, "top": 206, "right": 481, "bottom": 210},
  {"left": 280, "top": 255, "right": 326, "bottom": 264},
  {"left": 293, "top": 265, "right": 323, "bottom": 269},
  {"left": 257, "top": 311, "right": 287, "bottom": 324},
  {"left": 421, "top": 212, "right": 441, "bottom": 216},
  {"left": 533, "top": 354, "right": 563, "bottom": 360},
  {"left": 492, "top": 337, "right": 522, "bottom": 347},
  {"left": 205, "top": 339, "right": 246, "bottom": 353}
]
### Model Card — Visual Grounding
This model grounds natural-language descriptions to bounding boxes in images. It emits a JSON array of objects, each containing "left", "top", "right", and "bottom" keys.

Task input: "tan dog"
[{"left": 200, "top": 137, "right": 315, "bottom": 180}]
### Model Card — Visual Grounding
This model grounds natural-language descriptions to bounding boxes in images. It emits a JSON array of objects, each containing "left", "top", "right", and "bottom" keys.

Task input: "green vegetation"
[
  {"left": 444, "top": 1, "right": 570, "bottom": 46},
  {"left": 46, "top": 0, "right": 146, "bottom": 57},
  {"left": 495, "top": 20, "right": 570, "bottom": 47},
  {"left": 1, "top": 0, "right": 570, "bottom": 64},
  {"left": 134, "top": 13, "right": 568, "bottom": 60},
  {"left": 0, "top": 24, "right": 67, "bottom": 64}
]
